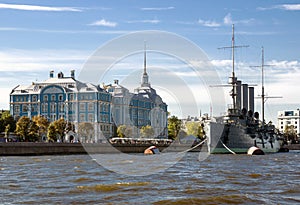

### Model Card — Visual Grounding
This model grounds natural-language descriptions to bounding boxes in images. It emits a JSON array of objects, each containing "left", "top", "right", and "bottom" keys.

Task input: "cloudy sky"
[{"left": 0, "top": 0, "right": 300, "bottom": 123}]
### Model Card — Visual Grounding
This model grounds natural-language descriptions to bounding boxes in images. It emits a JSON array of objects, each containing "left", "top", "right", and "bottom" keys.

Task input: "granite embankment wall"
[
  {"left": 0, "top": 142, "right": 201, "bottom": 156},
  {"left": 283, "top": 144, "right": 300, "bottom": 150}
]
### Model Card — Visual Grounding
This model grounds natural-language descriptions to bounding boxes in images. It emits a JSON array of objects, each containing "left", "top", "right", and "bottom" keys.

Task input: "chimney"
[
  {"left": 241, "top": 84, "right": 248, "bottom": 110},
  {"left": 50, "top": 70, "right": 54, "bottom": 78},
  {"left": 71, "top": 70, "right": 75, "bottom": 79},
  {"left": 114, "top": 79, "right": 119, "bottom": 85},
  {"left": 248, "top": 87, "right": 254, "bottom": 112},
  {"left": 236, "top": 80, "right": 242, "bottom": 110},
  {"left": 58, "top": 72, "right": 64, "bottom": 79}
]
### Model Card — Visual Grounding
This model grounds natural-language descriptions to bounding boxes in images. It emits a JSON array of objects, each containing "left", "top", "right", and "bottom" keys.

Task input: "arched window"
[{"left": 51, "top": 95, "right": 56, "bottom": 102}]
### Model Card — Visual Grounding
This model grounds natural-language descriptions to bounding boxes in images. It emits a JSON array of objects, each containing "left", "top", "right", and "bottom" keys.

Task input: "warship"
[{"left": 205, "top": 25, "right": 283, "bottom": 154}]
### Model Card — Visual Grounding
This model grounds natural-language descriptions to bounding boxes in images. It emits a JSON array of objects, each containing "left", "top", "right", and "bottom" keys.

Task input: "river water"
[{"left": 0, "top": 151, "right": 299, "bottom": 204}]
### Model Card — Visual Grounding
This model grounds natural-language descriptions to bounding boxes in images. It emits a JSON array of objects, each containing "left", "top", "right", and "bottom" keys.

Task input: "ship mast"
[
  {"left": 253, "top": 47, "right": 281, "bottom": 126},
  {"left": 261, "top": 47, "right": 265, "bottom": 125},
  {"left": 231, "top": 24, "right": 237, "bottom": 110},
  {"left": 219, "top": 24, "right": 248, "bottom": 111}
]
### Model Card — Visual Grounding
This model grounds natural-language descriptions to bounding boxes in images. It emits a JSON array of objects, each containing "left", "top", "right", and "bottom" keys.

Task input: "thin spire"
[
  {"left": 141, "top": 41, "right": 150, "bottom": 87},
  {"left": 144, "top": 41, "right": 147, "bottom": 74}
]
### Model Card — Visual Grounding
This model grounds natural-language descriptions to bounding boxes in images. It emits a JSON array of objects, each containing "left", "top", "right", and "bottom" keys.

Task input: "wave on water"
[
  {"left": 153, "top": 194, "right": 264, "bottom": 205},
  {"left": 76, "top": 181, "right": 151, "bottom": 192}
]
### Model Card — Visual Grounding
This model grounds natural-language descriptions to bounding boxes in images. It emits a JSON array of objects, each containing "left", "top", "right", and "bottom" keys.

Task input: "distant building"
[
  {"left": 277, "top": 109, "right": 300, "bottom": 135},
  {"left": 10, "top": 70, "right": 112, "bottom": 141},
  {"left": 106, "top": 46, "right": 168, "bottom": 138}
]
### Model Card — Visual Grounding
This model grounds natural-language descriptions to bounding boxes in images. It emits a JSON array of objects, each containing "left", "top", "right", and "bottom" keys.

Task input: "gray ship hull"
[{"left": 206, "top": 121, "right": 281, "bottom": 154}]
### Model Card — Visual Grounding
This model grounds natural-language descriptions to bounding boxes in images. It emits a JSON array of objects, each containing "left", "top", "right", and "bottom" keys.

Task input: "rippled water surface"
[{"left": 1, "top": 151, "right": 299, "bottom": 204}]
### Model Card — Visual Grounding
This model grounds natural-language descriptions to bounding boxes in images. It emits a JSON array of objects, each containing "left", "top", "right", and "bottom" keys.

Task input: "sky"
[{"left": 0, "top": 0, "right": 300, "bottom": 124}]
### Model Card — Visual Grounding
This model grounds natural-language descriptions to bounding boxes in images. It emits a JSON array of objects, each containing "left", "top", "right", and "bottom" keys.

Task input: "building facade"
[
  {"left": 106, "top": 47, "right": 168, "bottom": 138},
  {"left": 277, "top": 109, "right": 300, "bottom": 136},
  {"left": 10, "top": 48, "right": 168, "bottom": 140},
  {"left": 10, "top": 71, "right": 112, "bottom": 141}
]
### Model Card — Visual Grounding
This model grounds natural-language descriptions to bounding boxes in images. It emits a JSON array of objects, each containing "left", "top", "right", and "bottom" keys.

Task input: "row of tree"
[
  {"left": 116, "top": 124, "right": 154, "bottom": 138},
  {"left": 14, "top": 116, "right": 75, "bottom": 142},
  {"left": 167, "top": 115, "right": 206, "bottom": 140}
]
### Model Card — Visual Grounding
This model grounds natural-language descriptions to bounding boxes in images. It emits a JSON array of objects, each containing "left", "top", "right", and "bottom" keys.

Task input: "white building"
[{"left": 277, "top": 109, "right": 300, "bottom": 135}]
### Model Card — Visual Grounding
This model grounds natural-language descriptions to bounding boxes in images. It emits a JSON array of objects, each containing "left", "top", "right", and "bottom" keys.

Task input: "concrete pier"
[{"left": 0, "top": 142, "right": 202, "bottom": 156}]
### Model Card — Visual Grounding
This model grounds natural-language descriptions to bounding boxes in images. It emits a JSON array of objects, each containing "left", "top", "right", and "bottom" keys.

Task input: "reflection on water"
[{"left": 0, "top": 152, "right": 299, "bottom": 204}]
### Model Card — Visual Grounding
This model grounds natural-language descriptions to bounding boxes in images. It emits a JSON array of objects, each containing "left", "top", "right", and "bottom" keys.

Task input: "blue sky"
[{"left": 1, "top": 0, "right": 300, "bottom": 123}]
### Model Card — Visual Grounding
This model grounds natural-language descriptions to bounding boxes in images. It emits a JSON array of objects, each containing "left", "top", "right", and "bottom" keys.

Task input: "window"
[
  {"left": 88, "top": 103, "right": 94, "bottom": 111},
  {"left": 50, "top": 103, "right": 56, "bottom": 113},
  {"left": 88, "top": 113, "right": 94, "bottom": 122},
  {"left": 51, "top": 95, "right": 56, "bottom": 102},
  {"left": 69, "top": 94, "right": 74, "bottom": 101},
  {"left": 58, "top": 95, "right": 63, "bottom": 101},
  {"left": 80, "top": 114, "right": 85, "bottom": 122},
  {"left": 14, "top": 105, "right": 20, "bottom": 113},
  {"left": 80, "top": 103, "right": 85, "bottom": 112},
  {"left": 60, "top": 104, "right": 64, "bottom": 112},
  {"left": 32, "top": 95, "right": 37, "bottom": 102},
  {"left": 44, "top": 95, "right": 48, "bottom": 102},
  {"left": 22, "top": 105, "right": 28, "bottom": 112},
  {"left": 31, "top": 104, "right": 37, "bottom": 112},
  {"left": 51, "top": 114, "right": 56, "bottom": 121},
  {"left": 42, "top": 104, "right": 46, "bottom": 112},
  {"left": 68, "top": 114, "right": 75, "bottom": 122}
]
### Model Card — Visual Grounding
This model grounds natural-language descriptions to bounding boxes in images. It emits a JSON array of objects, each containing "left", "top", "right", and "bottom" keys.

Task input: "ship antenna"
[{"left": 218, "top": 24, "right": 248, "bottom": 112}]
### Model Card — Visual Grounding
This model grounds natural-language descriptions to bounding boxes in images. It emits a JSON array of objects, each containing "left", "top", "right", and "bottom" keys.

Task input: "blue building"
[{"left": 10, "top": 70, "right": 112, "bottom": 141}]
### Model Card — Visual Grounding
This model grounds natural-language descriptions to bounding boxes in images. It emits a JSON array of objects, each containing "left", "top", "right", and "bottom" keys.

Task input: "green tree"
[
  {"left": 168, "top": 116, "right": 182, "bottom": 140},
  {"left": 28, "top": 121, "right": 39, "bottom": 142},
  {"left": 185, "top": 122, "right": 206, "bottom": 140},
  {"left": 0, "top": 118, "right": 4, "bottom": 133},
  {"left": 186, "top": 122, "right": 199, "bottom": 137},
  {"left": 140, "top": 125, "right": 154, "bottom": 138},
  {"left": 0, "top": 111, "right": 16, "bottom": 133},
  {"left": 15, "top": 116, "right": 39, "bottom": 142},
  {"left": 32, "top": 115, "right": 49, "bottom": 141},
  {"left": 78, "top": 122, "right": 94, "bottom": 142},
  {"left": 47, "top": 123, "right": 57, "bottom": 142},
  {"left": 52, "top": 118, "right": 67, "bottom": 142},
  {"left": 284, "top": 125, "right": 297, "bottom": 144},
  {"left": 117, "top": 125, "right": 133, "bottom": 138},
  {"left": 4, "top": 124, "right": 10, "bottom": 142},
  {"left": 15, "top": 116, "right": 31, "bottom": 141}
]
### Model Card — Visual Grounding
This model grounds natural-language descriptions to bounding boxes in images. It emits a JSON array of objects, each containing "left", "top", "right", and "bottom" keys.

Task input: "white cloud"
[
  {"left": 126, "top": 19, "right": 160, "bottom": 24},
  {"left": 224, "top": 13, "right": 233, "bottom": 25},
  {"left": 277, "top": 4, "right": 300, "bottom": 11},
  {"left": 223, "top": 13, "right": 255, "bottom": 25},
  {"left": 0, "top": 3, "right": 81, "bottom": 12},
  {"left": 258, "top": 4, "right": 300, "bottom": 11},
  {"left": 89, "top": 19, "right": 117, "bottom": 27},
  {"left": 141, "top": 6, "right": 175, "bottom": 11},
  {"left": 0, "top": 49, "right": 88, "bottom": 72},
  {"left": 198, "top": 19, "right": 220, "bottom": 27}
]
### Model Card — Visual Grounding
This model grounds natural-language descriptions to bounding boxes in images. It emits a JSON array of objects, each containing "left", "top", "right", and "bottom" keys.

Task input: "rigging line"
[
  {"left": 177, "top": 138, "right": 207, "bottom": 154},
  {"left": 220, "top": 139, "right": 236, "bottom": 155}
]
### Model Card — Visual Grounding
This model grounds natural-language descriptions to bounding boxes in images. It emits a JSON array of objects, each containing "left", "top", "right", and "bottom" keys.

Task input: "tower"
[{"left": 141, "top": 42, "right": 150, "bottom": 87}]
